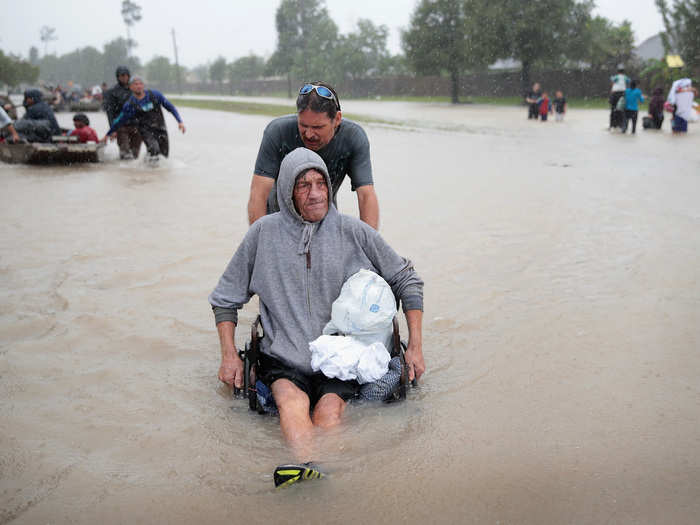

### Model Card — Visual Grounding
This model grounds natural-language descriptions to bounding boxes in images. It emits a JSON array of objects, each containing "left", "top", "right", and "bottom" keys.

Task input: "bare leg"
[
  {"left": 271, "top": 379, "right": 314, "bottom": 461},
  {"left": 311, "top": 393, "right": 346, "bottom": 429}
]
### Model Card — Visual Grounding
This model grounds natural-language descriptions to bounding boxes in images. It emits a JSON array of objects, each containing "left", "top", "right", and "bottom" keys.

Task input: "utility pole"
[{"left": 171, "top": 28, "right": 182, "bottom": 95}]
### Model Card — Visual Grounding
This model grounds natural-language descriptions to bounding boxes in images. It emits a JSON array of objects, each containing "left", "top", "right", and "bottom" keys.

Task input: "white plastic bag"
[
  {"left": 309, "top": 334, "right": 390, "bottom": 384},
  {"left": 323, "top": 269, "right": 396, "bottom": 350}
]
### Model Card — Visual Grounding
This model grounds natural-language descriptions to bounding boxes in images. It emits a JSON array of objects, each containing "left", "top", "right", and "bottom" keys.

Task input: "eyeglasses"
[{"left": 299, "top": 84, "right": 340, "bottom": 111}]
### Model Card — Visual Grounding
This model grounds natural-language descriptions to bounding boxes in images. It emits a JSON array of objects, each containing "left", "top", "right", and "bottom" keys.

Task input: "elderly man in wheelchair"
[{"left": 209, "top": 147, "right": 424, "bottom": 487}]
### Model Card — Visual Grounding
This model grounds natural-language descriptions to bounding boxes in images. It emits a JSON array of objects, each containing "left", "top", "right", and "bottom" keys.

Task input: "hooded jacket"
[
  {"left": 209, "top": 147, "right": 423, "bottom": 375},
  {"left": 103, "top": 83, "right": 135, "bottom": 125},
  {"left": 22, "top": 89, "right": 60, "bottom": 135}
]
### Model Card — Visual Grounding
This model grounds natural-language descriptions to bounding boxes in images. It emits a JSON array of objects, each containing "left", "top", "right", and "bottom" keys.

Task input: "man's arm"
[
  {"left": 1, "top": 109, "right": 20, "bottom": 142},
  {"left": 404, "top": 309, "right": 425, "bottom": 382},
  {"left": 356, "top": 185, "right": 379, "bottom": 230},
  {"left": 6, "top": 123, "right": 20, "bottom": 142},
  {"left": 248, "top": 174, "right": 274, "bottom": 225},
  {"left": 217, "top": 321, "right": 244, "bottom": 388},
  {"left": 152, "top": 91, "right": 186, "bottom": 133},
  {"left": 104, "top": 102, "right": 136, "bottom": 137},
  {"left": 153, "top": 90, "right": 183, "bottom": 122}
]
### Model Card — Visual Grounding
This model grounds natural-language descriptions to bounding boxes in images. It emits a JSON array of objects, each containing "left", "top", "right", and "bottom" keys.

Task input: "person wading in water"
[{"left": 103, "top": 76, "right": 185, "bottom": 163}]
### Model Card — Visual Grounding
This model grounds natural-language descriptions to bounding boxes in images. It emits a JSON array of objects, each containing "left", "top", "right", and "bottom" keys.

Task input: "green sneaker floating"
[{"left": 273, "top": 462, "right": 325, "bottom": 488}]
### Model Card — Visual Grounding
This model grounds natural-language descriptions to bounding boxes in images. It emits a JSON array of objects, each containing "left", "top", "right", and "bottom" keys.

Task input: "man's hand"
[
  {"left": 404, "top": 309, "right": 424, "bottom": 382},
  {"left": 219, "top": 354, "right": 244, "bottom": 389},
  {"left": 8, "top": 125, "right": 20, "bottom": 143},
  {"left": 404, "top": 341, "right": 425, "bottom": 382},
  {"left": 178, "top": 122, "right": 186, "bottom": 134},
  {"left": 100, "top": 133, "right": 116, "bottom": 144}
]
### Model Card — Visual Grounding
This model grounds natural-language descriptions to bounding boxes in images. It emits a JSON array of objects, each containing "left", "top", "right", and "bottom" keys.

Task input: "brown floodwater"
[{"left": 1, "top": 100, "right": 700, "bottom": 524}]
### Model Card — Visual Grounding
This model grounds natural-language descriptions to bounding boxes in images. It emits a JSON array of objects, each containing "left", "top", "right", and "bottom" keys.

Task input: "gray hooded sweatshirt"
[{"left": 209, "top": 147, "right": 423, "bottom": 375}]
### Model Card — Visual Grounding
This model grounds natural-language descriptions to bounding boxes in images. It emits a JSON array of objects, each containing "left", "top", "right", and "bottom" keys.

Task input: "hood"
[
  {"left": 115, "top": 65, "right": 130, "bottom": 78},
  {"left": 277, "top": 147, "right": 332, "bottom": 225},
  {"left": 23, "top": 88, "right": 43, "bottom": 103},
  {"left": 277, "top": 147, "right": 334, "bottom": 255},
  {"left": 115, "top": 66, "right": 130, "bottom": 86}
]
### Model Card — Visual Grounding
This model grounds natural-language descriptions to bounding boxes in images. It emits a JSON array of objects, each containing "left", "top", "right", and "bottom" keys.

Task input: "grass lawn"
[
  {"left": 168, "top": 97, "right": 402, "bottom": 126},
  {"left": 170, "top": 94, "right": 612, "bottom": 129}
]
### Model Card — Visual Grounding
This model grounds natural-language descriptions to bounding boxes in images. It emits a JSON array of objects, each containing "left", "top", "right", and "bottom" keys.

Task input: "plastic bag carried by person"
[
  {"left": 323, "top": 269, "right": 396, "bottom": 350},
  {"left": 310, "top": 335, "right": 390, "bottom": 384}
]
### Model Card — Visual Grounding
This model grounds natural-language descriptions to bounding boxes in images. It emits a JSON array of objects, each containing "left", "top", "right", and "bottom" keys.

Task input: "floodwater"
[{"left": 1, "top": 99, "right": 699, "bottom": 524}]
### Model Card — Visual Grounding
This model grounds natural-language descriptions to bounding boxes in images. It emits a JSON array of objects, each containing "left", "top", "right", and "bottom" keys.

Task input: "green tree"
[
  {"left": 75, "top": 46, "right": 105, "bottom": 86},
  {"left": 39, "top": 26, "right": 57, "bottom": 57},
  {"left": 146, "top": 55, "right": 174, "bottom": 87},
  {"left": 380, "top": 54, "right": 411, "bottom": 76},
  {"left": 492, "top": 0, "right": 584, "bottom": 93},
  {"left": 640, "top": 57, "right": 692, "bottom": 92},
  {"left": 228, "top": 54, "right": 266, "bottom": 82},
  {"left": 334, "top": 19, "right": 390, "bottom": 80},
  {"left": 191, "top": 64, "right": 208, "bottom": 83},
  {"left": 656, "top": 0, "right": 700, "bottom": 72},
  {"left": 209, "top": 56, "right": 228, "bottom": 93},
  {"left": 36, "top": 45, "right": 105, "bottom": 86},
  {"left": 268, "top": 0, "right": 339, "bottom": 97},
  {"left": 402, "top": 0, "right": 499, "bottom": 103},
  {"left": 565, "top": 12, "right": 635, "bottom": 70},
  {"left": 0, "top": 50, "right": 40, "bottom": 87},
  {"left": 102, "top": 37, "right": 140, "bottom": 83}
]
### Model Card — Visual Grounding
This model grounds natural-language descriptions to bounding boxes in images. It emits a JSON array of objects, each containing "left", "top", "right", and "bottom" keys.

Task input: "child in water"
[
  {"left": 69, "top": 113, "right": 99, "bottom": 143},
  {"left": 553, "top": 90, "right": 567, "bottom": 122},
  {"left": 538, "top": 92, "right": 552, "bottom": 121}
]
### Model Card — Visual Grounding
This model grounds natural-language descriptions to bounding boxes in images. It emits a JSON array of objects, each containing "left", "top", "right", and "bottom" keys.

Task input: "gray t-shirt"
[
  {"left": 0, "top": 107, "right": 12, "bottom": 129},
  {"left": 254, "top": 114, "right": 373, "bottom": 213}
]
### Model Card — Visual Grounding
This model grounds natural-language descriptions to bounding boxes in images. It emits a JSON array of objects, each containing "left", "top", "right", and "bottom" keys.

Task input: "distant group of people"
[
  {"left": 518, "top": 66, "right": 697, "bottom": 136},
  {"left": 0, "top": 66, "right": 186, "bottom": 162},
  {"left": 609, "top": 65, "right": 698, "bottom": 135},
  {"left": 47, "top": 82, "right": 108, "bottom": 110},
  {"left": 525, "top": 83, "right": 567, "bottom": 122}
]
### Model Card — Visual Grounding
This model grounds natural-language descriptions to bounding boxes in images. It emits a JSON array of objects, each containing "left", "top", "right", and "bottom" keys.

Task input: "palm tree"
[
  {"left": 121, "top": 0, "right": 142, "bottom": 58},
  {"left": 39, "top": 26, "right": 57, "bottom": 57}
]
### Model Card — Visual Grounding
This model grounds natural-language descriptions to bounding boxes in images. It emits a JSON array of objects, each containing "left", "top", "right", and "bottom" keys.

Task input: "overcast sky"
[{"left": 2, "top": 0, "right": 665, "bottom": 68}]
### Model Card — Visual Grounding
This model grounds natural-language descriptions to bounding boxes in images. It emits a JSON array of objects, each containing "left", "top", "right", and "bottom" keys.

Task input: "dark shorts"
[
  {"left": 258, "top": 352, "right": 359, "bottom": 406},
  {"left": 672, "top": 116, "right": 688, "bottom": 132}
]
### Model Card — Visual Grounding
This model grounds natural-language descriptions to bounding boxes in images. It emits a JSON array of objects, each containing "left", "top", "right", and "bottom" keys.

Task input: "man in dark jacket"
[
  {"left": 13, "top": 89, "right": 61, "bottom": 142},
  {"left": 102, "top": 66, "right": 142, "bottom": 159}
]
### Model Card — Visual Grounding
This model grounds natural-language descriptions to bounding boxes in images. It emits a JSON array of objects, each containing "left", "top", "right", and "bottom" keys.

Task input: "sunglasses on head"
[{"left": 299, "top": 84, "right": 340, "bottom": 110}]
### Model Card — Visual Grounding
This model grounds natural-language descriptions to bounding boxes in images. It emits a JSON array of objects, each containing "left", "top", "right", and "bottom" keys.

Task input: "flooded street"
[{"left": 1, "top": 100, "right": 700, "bottom": 524}]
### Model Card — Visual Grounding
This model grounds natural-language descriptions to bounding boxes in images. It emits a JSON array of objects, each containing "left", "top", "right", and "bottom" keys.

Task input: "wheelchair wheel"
[{"left": 243, "top": 342, "right": 257, "bottom": 411}]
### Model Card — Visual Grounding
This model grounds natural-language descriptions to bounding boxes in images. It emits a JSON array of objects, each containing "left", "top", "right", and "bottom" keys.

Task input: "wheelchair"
[{"left": 234, "top": 315, "right": 412, "bottom": 413}]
